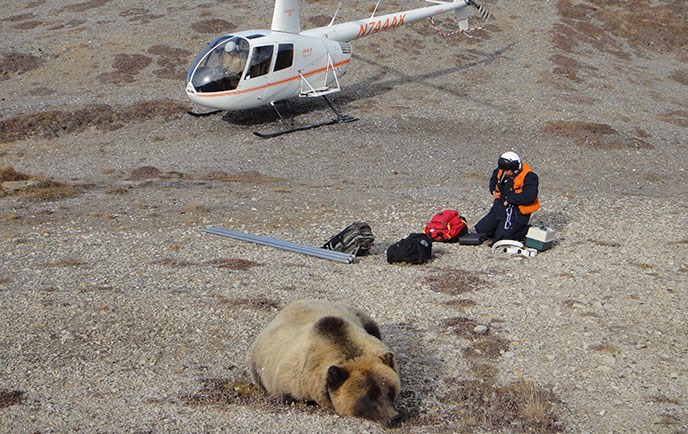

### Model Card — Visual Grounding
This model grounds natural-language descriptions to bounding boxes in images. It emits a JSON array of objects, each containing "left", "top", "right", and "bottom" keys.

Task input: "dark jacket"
[{"left": 488, "top": 168, "right": 539, "bottom": 214}]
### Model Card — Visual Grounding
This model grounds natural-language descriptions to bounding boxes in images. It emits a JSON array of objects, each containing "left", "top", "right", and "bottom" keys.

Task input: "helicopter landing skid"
[
  {"left": 187, "top": 109, "right": 223, "bottom": 117},
  {"left": 253, "top": 96, "right": 357, "bottom": 139}
]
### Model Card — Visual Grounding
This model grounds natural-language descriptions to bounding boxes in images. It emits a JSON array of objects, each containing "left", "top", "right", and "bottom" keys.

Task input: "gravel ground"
[{"left": 1, "top": 0, "right": 687, "bottom": 433}]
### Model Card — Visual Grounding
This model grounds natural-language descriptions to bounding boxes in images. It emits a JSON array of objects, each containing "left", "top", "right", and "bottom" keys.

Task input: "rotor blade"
[{"left": 467, "top": 0, "right": 491, "bottom": 21}]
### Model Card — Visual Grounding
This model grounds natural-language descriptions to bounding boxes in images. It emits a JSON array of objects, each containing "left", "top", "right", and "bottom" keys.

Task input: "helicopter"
[{"left": 185, "top": 0, "right": 491, "bottom": 137}]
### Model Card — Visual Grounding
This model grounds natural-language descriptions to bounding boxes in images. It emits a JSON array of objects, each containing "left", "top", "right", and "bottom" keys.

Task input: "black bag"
[
  {"left": 387, "top": 233, "right": 432, "bottom": 264},
  {"left": 322, "top": 222, "right": 375, "bottom": 256}
]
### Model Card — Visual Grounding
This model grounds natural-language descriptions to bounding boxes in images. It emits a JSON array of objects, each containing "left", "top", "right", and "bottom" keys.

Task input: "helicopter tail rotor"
[{"left": 466, "top": 0, "right": 491, "bottom": 22}]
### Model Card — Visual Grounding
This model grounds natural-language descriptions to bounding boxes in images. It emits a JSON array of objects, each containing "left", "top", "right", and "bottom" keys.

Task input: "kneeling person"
[{"left": 475, "top": 151, "right": 540, "bottom": 241}]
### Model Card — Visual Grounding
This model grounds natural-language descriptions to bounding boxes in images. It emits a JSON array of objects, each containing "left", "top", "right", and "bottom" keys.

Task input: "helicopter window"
[
  {"left": 188, "top": 36, "right": 250, "bottom": 93},
  {"left": 274, "top": 43, "right": 294, "bottom": 72},
  {"left": 246, "top": 45, "right": 274, "bottom": 79}
]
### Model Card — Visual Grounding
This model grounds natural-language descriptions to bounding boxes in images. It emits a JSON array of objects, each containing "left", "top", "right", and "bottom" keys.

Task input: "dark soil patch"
[
  {"left": 192, "top": 19, "right": 234, "bottom": 34},
  {"left": 658, "top": 110, "right": 688, "bottom": 128},
  {"left": 147, "top": 45, "right": 193, "bottom": 80},
  {"left": 443, "top": 316, "right": 479, "bottom": 339},
  {"left": 0, "top": 100, "right": 186, "bottom": 144},
  {"left": 443, "top": 298, "right": 476, "bottom": 309},
  {"left": 129, "top": 166, "right": 162, "bottom": 181},
  {"left": 0, "top": 389, "right": 25, "bottom": 408},
  {"left": 462, "top": 334, "right": 510, "bottom": 360},
  {"left": 180, "top": 378, "right": 265, "bottom": 407},
  {"left": 1, "top": 166, "right": 80, "bottom": 201},
  {"left": 551, "top": 54, "right": 589, "bottom": 83},
  {"left": 113, "top": 53, "right": 152, "bottom": 75},
  {"left": 427, "top": 268, "right": 490, "bottom": 296},
  {"left": 0, "top": 166, "right": 30, "bottom": 182},
  {"left": 669, "top": 70, "right": 688, "bottom": 86},
  {"left": 554, "top": 0, "right": 687, "bottom": 57},
  {"left": 119, "top": 7, "right": 163, "bottom": 23},
  {"left": 206, "top": 258, "right": 263, "bottom": 271},
  {"left": 0, "top": 52, "right": 43, "bottom": 80},
  {"left": 542, "top": 120, "right": 654, "bottom": 150},
  {"left": 58, "top": 0, "right": 112, "bottom": 13},
  {"left": 198, "top": 170, "right": 284, "bottom": 185},
  {"left": 442, "top": 379, "right": 563, "bottom": 433},
  {"left": 306, "top": 14, "right": 331, "bottom": 28}
]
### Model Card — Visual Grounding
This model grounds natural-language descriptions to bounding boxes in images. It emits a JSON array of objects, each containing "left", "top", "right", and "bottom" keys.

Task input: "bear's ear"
[
  {"left": 380, "top": 352, "right": 396, "bottom": 370},
  {"left": 326, "top": 365, "right": 349, "bottom": 391}
]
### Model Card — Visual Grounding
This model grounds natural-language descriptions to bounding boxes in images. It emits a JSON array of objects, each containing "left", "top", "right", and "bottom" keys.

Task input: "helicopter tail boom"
[{"left": 301, "top": 0, "right": 474, "bottom": 42}]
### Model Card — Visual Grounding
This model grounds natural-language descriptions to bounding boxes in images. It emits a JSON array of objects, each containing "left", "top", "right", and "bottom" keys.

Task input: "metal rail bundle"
[{"left": 203, "top": 226, "right": 356, "bottom": 264}]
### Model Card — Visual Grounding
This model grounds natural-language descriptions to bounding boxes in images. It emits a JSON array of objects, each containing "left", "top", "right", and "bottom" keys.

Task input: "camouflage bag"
[{"left": 322, "top": 222, "right": 375, "bottom": 256}]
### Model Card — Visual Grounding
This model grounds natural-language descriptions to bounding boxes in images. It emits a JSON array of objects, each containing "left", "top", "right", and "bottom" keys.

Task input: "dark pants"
[{"left": 475, "top": 203, "right": 531, "bottom": 241}]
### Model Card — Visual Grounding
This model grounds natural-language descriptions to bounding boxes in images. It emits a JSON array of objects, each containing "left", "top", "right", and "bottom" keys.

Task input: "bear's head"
[{"left": 326, "top": 352, "right": 401, "bottom": 428}]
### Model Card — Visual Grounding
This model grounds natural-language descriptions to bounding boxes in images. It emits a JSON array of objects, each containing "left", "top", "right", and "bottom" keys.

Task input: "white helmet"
[
  {"left": 498, "top": 151, "right": 522, "bottom": 172},
  {"left": 224, "top": 40, "right": 238, "bottom": 53}
]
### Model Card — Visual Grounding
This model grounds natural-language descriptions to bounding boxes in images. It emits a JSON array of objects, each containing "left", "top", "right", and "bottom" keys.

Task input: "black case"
[{"left": 458, "top": 232, "right": 487, "bottom": 246}]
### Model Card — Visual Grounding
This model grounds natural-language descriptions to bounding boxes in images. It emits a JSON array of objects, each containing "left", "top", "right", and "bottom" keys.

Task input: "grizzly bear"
[{"left": 249, "top": 299, "right": 401, "bottom": 427}]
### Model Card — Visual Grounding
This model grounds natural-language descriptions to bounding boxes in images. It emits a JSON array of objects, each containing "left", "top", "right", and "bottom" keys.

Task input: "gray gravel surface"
[{"left": 1, "top": 0, "right": 687, "bottom": 433}]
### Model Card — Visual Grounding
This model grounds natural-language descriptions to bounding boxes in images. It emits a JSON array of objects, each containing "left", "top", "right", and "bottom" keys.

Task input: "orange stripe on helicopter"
[{"left": 196, "top": 59, "right": 351, "bottom": 98}]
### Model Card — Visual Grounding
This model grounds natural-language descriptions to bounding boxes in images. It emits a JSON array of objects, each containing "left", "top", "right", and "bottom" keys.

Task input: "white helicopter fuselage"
[
  {"left": 186, "top": 30, "right": 352, "bottom": 111},
  {"left": 185, "top": 0, "right": 477, "bottom": 111}
]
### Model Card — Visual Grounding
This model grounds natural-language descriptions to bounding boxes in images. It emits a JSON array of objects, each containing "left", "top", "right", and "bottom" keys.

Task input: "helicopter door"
[
  {"left": 244, "top": 45, "right": 275, "bottom": 103},
  {"left": 267, "top": 43, "right": 298, "bottom": 102}
]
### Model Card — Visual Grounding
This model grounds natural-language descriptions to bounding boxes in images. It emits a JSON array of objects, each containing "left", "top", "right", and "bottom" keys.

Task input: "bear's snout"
[{"left": 384, "top": 411, "right": 402, "bottom": 428}]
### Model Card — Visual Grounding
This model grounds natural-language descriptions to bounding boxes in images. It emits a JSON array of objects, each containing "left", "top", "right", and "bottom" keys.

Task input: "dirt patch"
[
  {"left": 554, "top": 0, "right": 687, "bottom": 58},
  {"left": 306, "top": 14, "right": 331, "bottom": 28},
  {"left": 426, "top": 268, "right": 491, "bottom": 296},
  {"left": 669, "top": 70, "right": 688, "bottom": 86},
  {"left": 0, "top": 166, "right": 31, "bottom": 182},
  {"left": 129, "top": 166, "right": 163, "bottom": 181},
  {"left": 551, "top": 54, "right": 589, "bottom": 83},
  {"left": 443, "top": 316, "right": 479, "bottom": 339},
  {"left": 658, "top": 110, "right": 688, "bottom": 128},
  {"left": 206, "top": 258, "right": 263, "bottom": 271},
  {"left": 180, "top": 378, "right": 265, "bottom": 407},
  {"left": 442, "top": 379, "right": 563, "bottom": 433},
  {"left": 1, "top": 166, "right": 81, "bottom": 201},
  {"left": 119, "top": 7, "right": 164, "bottom": 24},
  {"left": 462, "top": 334, "right": 510, "bottom": 360},
  {"left": 98, "top": 53, "right": 153, "bottom": 84},
  {"left": 542, "top": 120, "right": 654, "bottom": 150},
  {"left": 198, "top": 170, "right": 285, "bottom": 185},
  {"left": 58, "top": 0, "right": 112, "bottom": 13},
  {"left": 0, "top": 100, "right": 186, "bottom": 144},
  {"left": 192, "top": 19, "right": 234, "bottom": 34},
  {"left": 0, "top": 52, "right": 43, "bottom": 81},
  {"left": 147, "top": 45, "right": 194, "bottom": 80},
  {"left": 0, "top": 389, "right": 25, "bottom": 409},
  {"left": 113, "top": 53, "right": 153, "bottom": 75},
  {"left": 2, "top": 12, "right": 36, "bottom": 22},
  {"left": 150, "top": 258, "right": 197, "bottom": 267},
  {"left": 591, "top": 1, "right": 688, "bottom": 55},
  {"left": 443, "top": 298, "right": 477, "bottom": 309}
]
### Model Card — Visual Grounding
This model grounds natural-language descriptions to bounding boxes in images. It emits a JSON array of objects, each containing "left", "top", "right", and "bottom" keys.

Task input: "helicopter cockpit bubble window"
[
  {"left": 186, "top": 35, "right": 250, "bottom": 93},
  {"left": 246, "top": 45, "right": 275, "bottom": 79}
]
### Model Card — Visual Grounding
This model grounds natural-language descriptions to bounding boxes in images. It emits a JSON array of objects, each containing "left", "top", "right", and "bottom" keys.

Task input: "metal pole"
[{"left": 203, "top": 226, "right": 356, "bottom": 264}]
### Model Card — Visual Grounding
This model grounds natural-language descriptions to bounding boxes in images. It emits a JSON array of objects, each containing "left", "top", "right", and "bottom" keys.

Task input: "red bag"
[{"left": 424, "top": 209, "right": 468, "bottom": 242}]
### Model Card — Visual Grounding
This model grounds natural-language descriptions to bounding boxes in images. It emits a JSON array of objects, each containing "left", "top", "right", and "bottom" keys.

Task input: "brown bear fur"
[{"left": 249, "top": 299, "right": 401, "bottom": 427}]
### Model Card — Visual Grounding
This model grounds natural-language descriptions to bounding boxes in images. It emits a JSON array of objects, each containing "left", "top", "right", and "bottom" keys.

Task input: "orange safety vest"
[{"left": 496, "top": 162, "right": 540, "bottom": 215}]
